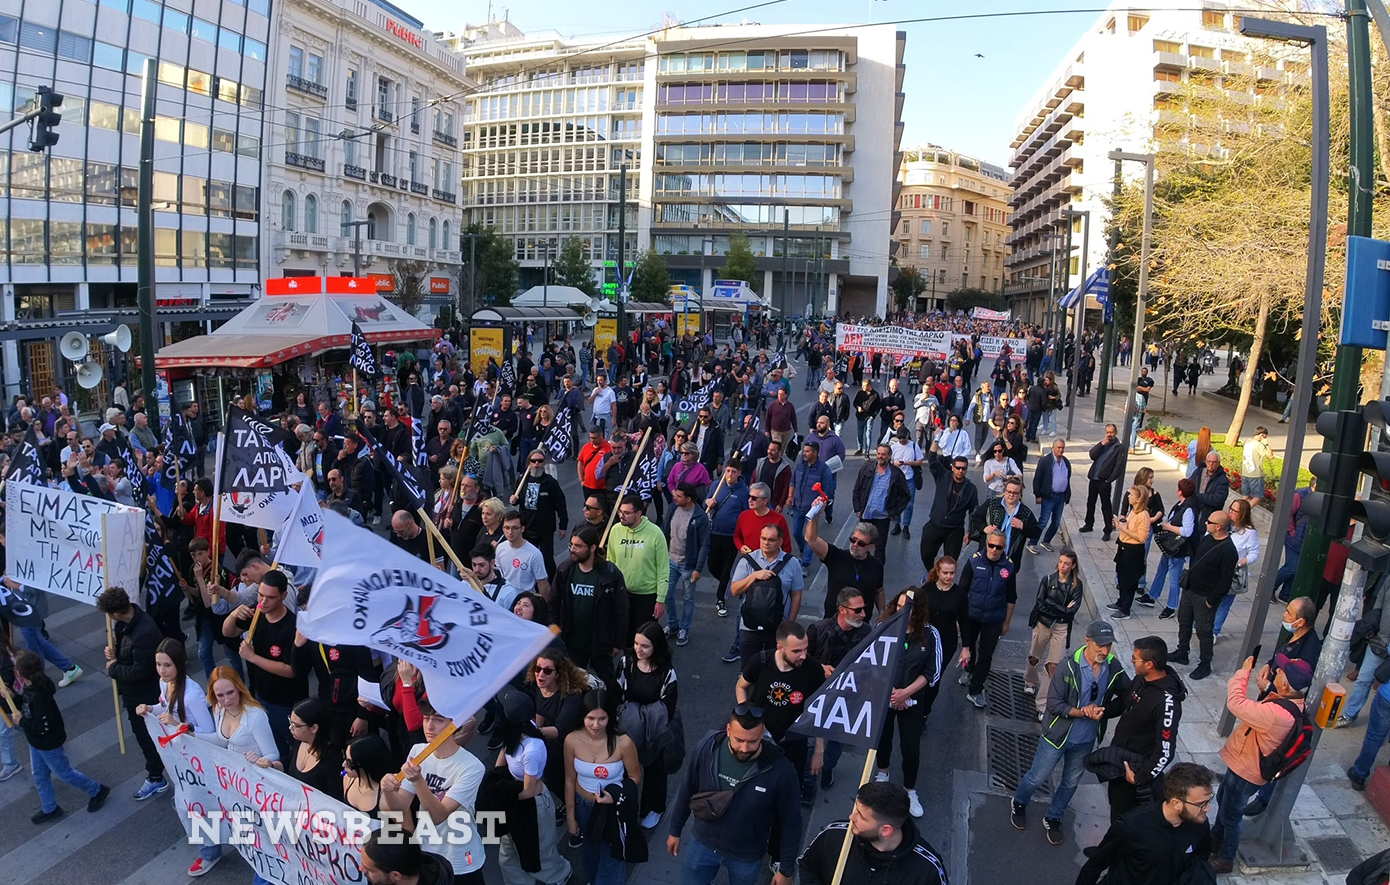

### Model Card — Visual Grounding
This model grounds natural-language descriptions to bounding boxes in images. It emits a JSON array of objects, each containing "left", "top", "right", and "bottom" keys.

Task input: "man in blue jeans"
[
  {"left": 1028, "top": 438, "right": 1072, "bottom": 554},
  {"left": 663, "top": 483, "right": 710, "bottom": 647},
  {"left": 1348, "top": 654, "right": 1390, "bottom": 791},
  {"left": 1011, "top": 620, "right": 1126, "bottom": 845}
]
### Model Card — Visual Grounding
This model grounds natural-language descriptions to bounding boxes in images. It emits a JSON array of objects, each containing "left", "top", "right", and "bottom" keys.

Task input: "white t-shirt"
[
  {"left": 890, "top": 440, "right": 924, "bottom": 484},
  {"left": 591, "top": 387, "right": 616, "bottom": 423},
  {"left": 401, "top": 744, "right": 487, "bottom": 875},
  {"left": 497, "top": 541, "right": 547, "bottom": 593},
  {"left": 505, "top": 735, "right": 548, "bottom": 781}
]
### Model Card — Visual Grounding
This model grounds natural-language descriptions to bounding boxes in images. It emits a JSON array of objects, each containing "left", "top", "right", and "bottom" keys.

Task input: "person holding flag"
[
  {"left": 871, "top": 587, "right": 943, "bottom": 819},
  {"left": 797, "top": 782, "right": 949, "bottom": 885}
]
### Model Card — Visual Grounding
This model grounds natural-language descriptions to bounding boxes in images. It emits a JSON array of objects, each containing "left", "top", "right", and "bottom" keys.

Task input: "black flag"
[
  {"left": 677, "top": 380, "right": 715, "bottom": 415},
  {"left": 542, "top": 407, "right": 575, "bottom": 463},
  {"left": 220, "top": 406, "right": 298, "bottom": 495},
  {"left": 732, "top": 412, "right": 763, "bottom": 466},
  {"left": 144, "top": 541, "right": 182, "bottom": 607},
  {"left": 500, "top": 361, "right": 517, "bottom": 394},
  {"left": 377, "top": 447, "right": 429, "bottom": 511},
  {"left": 411, "top": 414, "right": 428, "bottom": 469},
  {"left": 6, "top": 428, "right": 45, "bottom": 485},
  {"left": 786, "top": 598, "right": 913, "bottom": 750},
  {"left": 633, "top": 446, "right": 661, "bottom": 501},
  {"left": 349, "top": 321, "right": 378, "bottom": 378},
  {"left": 162, "top": 415, "right": 197, "bottom": 489}
]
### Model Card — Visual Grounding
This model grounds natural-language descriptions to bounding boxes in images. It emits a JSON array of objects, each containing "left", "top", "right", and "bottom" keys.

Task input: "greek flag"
[
  {"left": 349, "top": 321, "right": 377, "bottom": 378},
  {"left": 1059, "top": 267, "right": 1109, "bottom": 310}
]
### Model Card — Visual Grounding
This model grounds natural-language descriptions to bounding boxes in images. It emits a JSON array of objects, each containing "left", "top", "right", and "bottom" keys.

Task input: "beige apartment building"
[{"left": 895, "top": 145, "right": 1012, "bottom": 311}]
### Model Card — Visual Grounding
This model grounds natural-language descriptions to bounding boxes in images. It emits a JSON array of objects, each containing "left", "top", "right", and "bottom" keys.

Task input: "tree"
[
  {"left": 891, "top": 266, "right": 927, "bottom": 310},
  {"left": 552, "top": 236, "right": 598, "bottom": 298},
  {"left": 719, "top": 231, "right": 760, "bottom": 292},
  {"left": 466, "top": 224, "right": 518, "bottom": 307},
  {"left": 630, "top": 250, "right": 672, "bottom": 302},
  {"left": 390, "top": 260, "right": 429, "bottom": 317},
  {"left": 945, "top": 287, "right": 1003, "bottom": 312}
]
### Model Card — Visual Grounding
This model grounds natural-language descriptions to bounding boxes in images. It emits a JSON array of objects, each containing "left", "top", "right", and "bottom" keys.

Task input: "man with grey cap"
[{"left": 1011, "top": 619, "right": 1129, "bottom": 845}]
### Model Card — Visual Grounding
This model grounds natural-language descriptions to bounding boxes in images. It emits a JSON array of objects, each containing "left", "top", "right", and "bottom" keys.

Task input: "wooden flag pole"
[
  {"left": 0, "top": 677, "right": 20, "bottom": 720},
  {"left": 100, "top": 514, "right": 127, "bottom": 754},
  {"left": 417, "top": 512, "right": 476, "bottom": 586},
  {"left": 511, "top": 463, "right": 530, "bottom": 505},
  {"left": 705, "top": 470, "right": 729, "bottom": 516},
  {"left": 247, "top": 605, "right": 263, "bottom": 642},
  {"left": 599, "top": 427, "right": 652, "bottom": 550},
  {"left": 211, "top": 432, "right": 224, "bottom": 571},
  {"left": 424, "top": 511, "right": 439, "bottom": 568},
  {"left": 351, "top": 368, "right": 358, "bottom": 417}
]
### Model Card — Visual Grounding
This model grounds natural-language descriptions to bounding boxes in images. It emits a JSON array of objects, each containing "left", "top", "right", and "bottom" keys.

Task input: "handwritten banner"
[
  {"left": 5, "top": 483, "right": 144, "bottom": 605},
  {"left": 151, "top": 720, "right": 372, "bottom": 885}
]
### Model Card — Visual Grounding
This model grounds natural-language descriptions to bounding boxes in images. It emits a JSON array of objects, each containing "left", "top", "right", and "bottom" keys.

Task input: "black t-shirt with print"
[
  {"left": 741, "top": 649, "right": 826, "bottom": 741},
  {"left": 233, "top": 609, "right": 309, "bottom": 708}
]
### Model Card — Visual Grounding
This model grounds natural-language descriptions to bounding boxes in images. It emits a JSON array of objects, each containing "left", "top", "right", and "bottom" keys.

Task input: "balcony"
[
  {"left": 279, "top": 231, "right": 332, "bottom": 251},
  {"left": 286, "top": 75, "right": 327, "bottom": 100},
  {"left": 433, "top": 130, "right": 457, "bottom": 148},
  {"left": 1189, "top": 56, "right": 1221, "bottom": 73},
  {"left": 380, "top": 173, "right": 398, "bottom": 187},
  {"left": 433, "top": 188, "right": 457, "bottom": 203},
  {"left": 345, "top": 96, "right": 357, "bottom": 110},
  {"left": 1154, "top": 50, "right": 1186, "bottom": 70},
  {"left": 376, "top": 106, "right": 394, "bottom": 123},
  {"left": 286, "top": 152, "right": 325, "bottom": 172},
  {"left": 410, "top": 120, "right": 420, "bottom": 134},
  {"left": 343, "top": 163, "right": 366, "bottom": 180},
  {"left": 411, "top": 181, "right": 428, "bottom": 195}
]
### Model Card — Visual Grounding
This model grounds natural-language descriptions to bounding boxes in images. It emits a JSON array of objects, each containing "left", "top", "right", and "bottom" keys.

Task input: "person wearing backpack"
[
  {"left": 729, "top": 523, "right": 805, "bottom": 667},
  {"left": 1210, "top": 653, "right": 1312, "bottom": 873}
]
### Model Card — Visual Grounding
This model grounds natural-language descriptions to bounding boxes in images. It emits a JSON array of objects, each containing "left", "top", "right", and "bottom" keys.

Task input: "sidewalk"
[{"left": 1053, "top": 367, "right": 1383, "bottom": 880}]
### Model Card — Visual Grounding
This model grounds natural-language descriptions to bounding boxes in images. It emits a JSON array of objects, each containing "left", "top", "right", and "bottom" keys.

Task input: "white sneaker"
[
  {"left": 908, "top": 789, "right": 924, "bottom": 818},
  {"left": 58, "top": 665, "right": 82, "bottom": 688},
  {"left": 874, "top": 770, "right": 890, "bottom": 783}
]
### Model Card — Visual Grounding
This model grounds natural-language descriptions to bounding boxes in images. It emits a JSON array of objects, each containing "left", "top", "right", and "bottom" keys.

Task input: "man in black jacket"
[
  {"left": 1104, "top": 636, "right": 1186, "bottom": 820},
  {"left": 96, "top": 586, "right": 168, "bottom": 801},
  {"left": 1030, "top": 439, "right": 1072, "bottom": 553},
  {"left": 554, "top": 526, "right": 629, "bottom": 691},
  {"left": 799, "top": 782, "right": 949, "bottom": 885},
  {"left": 852, "top": 445, "right": 911, "bottom": 565},
  {"left": 1191, "top": 450, "right": 1231, "bottom": 542},
  {"left": 668, "top": 707, "right": 802, "bottom": 885},
  {"left": 918, "top": 449, "right": 979, "bottom": 568},
  {"left": 1079, "top": 423, "right": 1124, "bottom": 540},
  {"left": 513, "top": 451, "right": 569, "bottom": 580},
  {"left": 958, "top": 532, "right": 1018, "bottom": 709},
  {"left": 1171, "top": 512, "right": 1239, "bottom": 680},
  {"left": 1077, "top": 762, "right": 1215, "bottom": 885}
]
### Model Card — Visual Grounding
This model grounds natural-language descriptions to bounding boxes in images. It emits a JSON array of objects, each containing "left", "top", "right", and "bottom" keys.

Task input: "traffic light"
[
  {"left": 27, "top": 85, "right": 62, "bottom": 152},
  {"left": 1304, "top": 409, "right": 1367, "bottom": 540},
  {"left": 1350, "top": 400, "right": 1390, "bottom": 569}
]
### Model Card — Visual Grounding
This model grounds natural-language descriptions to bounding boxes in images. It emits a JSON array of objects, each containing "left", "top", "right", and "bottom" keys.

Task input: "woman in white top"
[
  {"left": 981, "top": 441, "right": 1022, "bottom": 497},
  {"left": 564, "top": 691, "right": 642, "bottom": 885},
  {"left": 496, "top": 693, "right": 571, "bottom": 885},
  {"left": 186, "top": 667, "right": 279, "bottom": 877},
  {"left": 1214, "top": 498, "right": 1261, "bottom": 637},
  {"left": 135, "top": 638, "right": 215, "bottom": 736},
  {"left": 937, "top": 413, "right": 974, "bottom": 460}
]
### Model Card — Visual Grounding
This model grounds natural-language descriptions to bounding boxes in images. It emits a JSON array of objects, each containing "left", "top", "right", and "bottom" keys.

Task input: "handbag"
[
  {"left": 1230, "top": 564, "right": 1250, "bottom": 596},
  {"left": 1156, "top": 527, "right": 1186, "bottom": 557}
]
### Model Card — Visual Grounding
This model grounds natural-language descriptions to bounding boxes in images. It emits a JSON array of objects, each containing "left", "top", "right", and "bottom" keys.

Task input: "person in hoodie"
[
  {"left": 706, "top": 465, "right": 750, "bottom": 620},
  {"left": 873, "top": 588, "right": 943, "bottom": 819},
  {"left": 360, "top": 829, "right": 457, "bottom": 885},
  {"left": 667, "top": 705, "right": 803, "bottom": 885},
  {"left": 1076, "top": 761, "right": 1215, "bottom": 885},
  {"left": 798, "top": 781, "right": 949, "bottom": 885},
  {"left": 1103, "top": 636, "right": 1186, "bottom": 822},
  {"left": 96, "top": 585, "right": 170, "bottom": 803}
]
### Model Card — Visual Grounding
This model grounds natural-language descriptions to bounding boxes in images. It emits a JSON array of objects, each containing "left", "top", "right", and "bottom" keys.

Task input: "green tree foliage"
[
  {"left": 467, "top": 223, "right": 518, "bottom": 307},
  {"left": 719, "top": 232, "right": 760, "bottom": 292},
  {"left": 945, "top": 287, "right": 1003, "bottom": 312},
  {"left": 630, "top": 250, "right": 672, "bottom": 302},
  {"left": 891, "top": 266, "right": 928, "bottom": 310},
  {"left": 552, "top": 236, "right": 598, "bottom": 298},
  {"left": 390, "top": 260, "right": 429, "bottom": 316}
]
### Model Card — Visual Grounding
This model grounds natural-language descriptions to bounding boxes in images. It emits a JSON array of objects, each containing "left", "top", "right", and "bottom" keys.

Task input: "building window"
[
  {"left": 341, "top": 199, "right": 353, "bottom": 233},
  {"left": 307, "top": 53, "right": 323, "bottom": 85},
  {"left": 1127, "top": 14, "right": 1149, "bottom": 33},
  {"left": 283, "top": 191, "right": 296, "bottom": 230},
  {"left": 919, "top": 244, "right": 929, "bottom": 259},
  {"left": 288, "top": 47, "right": 303, "bottom": 80},
  {"left": 346, "top": 68, "right": 358, "bottom": 107},
  {"left": 19, "top": 22, "right": 56, "bottom": 53},
  {"left": 921, "top": 219, "right": 931, "bottom": 235},
  {"left": 0, "top": 14, "right": 15, "bottom": 44},
  {"left": 1202, "top": 10, "right": 1224, "bottom": 28},
  {"left": 442, "top": 220, "right": 450, "bottom": 246},
  {"left": 941, "top": 222, "right": 949, "bottom": 237},
  {"left": 164, "top": 8, "right": 189, "bottom": 33},
  {"left": 285, "top": 112, "right": 299, "bottom": 152},
  {"left": 428, "top": 217, "right": 438, "bottom": 250},
  {"left": 58, "top": 31, "right": 93, "bottom": 63},
  {"left": 304, "top": 194, "right": 318, "bottom": 233},
  {"left": 406, "top": 213, "right": 416, "bottom": 245}
]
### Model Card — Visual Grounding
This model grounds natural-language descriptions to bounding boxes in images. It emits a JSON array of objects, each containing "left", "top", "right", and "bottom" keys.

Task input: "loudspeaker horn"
[
  {"left": 76, "top": 361, "right": 104, "bottom": 389},
  {"left": 589, "top": 296, "right": 605, "bottom": 313},
  {"left": 102, "top": 324, "right": 132, "bottom": 353},
  {"left": 60, "top": 332, "right": 89, "bottom": 363},
  {"left": 581, "top": 309, "right": 598, "bottom": 327}
]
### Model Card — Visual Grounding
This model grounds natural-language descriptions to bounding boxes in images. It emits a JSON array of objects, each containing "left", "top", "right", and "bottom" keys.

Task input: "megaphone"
[
  {"left": 582, "top": 309, "right": 598, "bottom": 328},
  {"left": 76, "top": 361, "right": 104, "bottom": 389},
  {"left": 60, "top": 332, "right": 89, "bottom": 363},
  {"left": 589, "top": 296, "right": 604, "bottom": 313},
  {"left": 102, "top": 324, "right": 132, "bottom": 353}
]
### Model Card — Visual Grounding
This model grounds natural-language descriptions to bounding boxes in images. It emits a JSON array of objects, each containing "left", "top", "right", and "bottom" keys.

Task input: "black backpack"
[
  {"left": 740, "top": 553, "right": 791, "bottom": 632},
  {"left": 1254, "top": 698, "right": 1314, "bottom": 782}
]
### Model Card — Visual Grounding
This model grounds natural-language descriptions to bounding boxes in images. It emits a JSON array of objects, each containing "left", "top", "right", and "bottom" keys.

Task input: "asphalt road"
[{"left": 0, "top": 360, "right": 1099, "bottom": 885}]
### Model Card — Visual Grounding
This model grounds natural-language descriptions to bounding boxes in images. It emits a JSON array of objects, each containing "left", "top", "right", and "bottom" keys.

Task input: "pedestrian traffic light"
[
  {"left": 27, "top": 86, "right": 62, "bottom": 152},
  {"left": 1304, "top": 409, "right": 1367, "bottom": 540}
]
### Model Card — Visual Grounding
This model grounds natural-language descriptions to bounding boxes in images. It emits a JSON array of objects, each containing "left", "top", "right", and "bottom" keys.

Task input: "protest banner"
[
  {"left": 4, "top": 483, "right": 144, "bottom": 604},
  {"left": 834, "top": 324, "right": 953, "bottom": 360},
  {"left": 149, "top": 719, "right": 374, "bottom": 885},
  {"left": 275, "top": 481, "right": 325, "bottom": 567},
  {"left": 979, "top": 335, "right": 1028, "bottom": 362},
  {"left": 971, "top": 306, "right": 1012, "bottom": 322}
]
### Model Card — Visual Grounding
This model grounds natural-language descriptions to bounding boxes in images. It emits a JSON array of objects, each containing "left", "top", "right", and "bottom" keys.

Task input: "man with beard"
[
  {"left": 692, "top": 406, "right": 725, "bottom": 476},
  {"left": 737, "top": 621, "right": 826, "bottom": 813},
  {"left": 851, "top": 444, "right": 910, "bottom": 566},
  {"left": 1077, "top": 762, "right": 1215, "bottom": 885},
  {"left": 799, "top": 782, "right": 949, "bottom": 885},
  {"left": 512, "top": 450, "right": 568, "bottom": 580},
  {"left": 554, "top": 526, "right": 630, "bottom": 692}
]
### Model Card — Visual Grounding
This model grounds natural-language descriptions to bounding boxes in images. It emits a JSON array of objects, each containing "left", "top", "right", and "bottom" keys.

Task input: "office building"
[
  {"left": 1003, "top": 0, "right": 1305, "bottom": 324},
  {"left": 895, "top": 145, "right": 1011, "bottom": 311},
  {"left": 456, "top": 20, "right": 906, "bottom": 317}
]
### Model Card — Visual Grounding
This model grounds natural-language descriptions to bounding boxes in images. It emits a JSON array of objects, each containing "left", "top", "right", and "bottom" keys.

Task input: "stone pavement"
[{"left": 1052, "top": 364, "right": 1383, "bottom": 881}]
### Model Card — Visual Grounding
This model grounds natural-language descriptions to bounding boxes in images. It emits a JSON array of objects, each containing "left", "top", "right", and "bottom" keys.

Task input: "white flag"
[
  {"left": 298, "top": 512, "right": 555, "bottom": 721},
  {"left": 273, "top": 482, "right": 324, "bottom": 567}
]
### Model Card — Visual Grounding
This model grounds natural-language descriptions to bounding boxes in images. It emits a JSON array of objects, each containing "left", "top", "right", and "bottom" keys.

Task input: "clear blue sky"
[{"left": 392, "top": 0, "right": 1101, "bottom": 167}]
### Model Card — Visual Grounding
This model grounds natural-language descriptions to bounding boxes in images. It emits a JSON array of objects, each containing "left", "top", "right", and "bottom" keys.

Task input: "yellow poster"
[
  {"left": 594, "top": 318, "right": 617, "bottom": 358},
  {"left": 470, "top": 326, "right": 505, "bottom": 376},
  {"left": 675, "top": 312, "right": 702, "bottom": 336}
]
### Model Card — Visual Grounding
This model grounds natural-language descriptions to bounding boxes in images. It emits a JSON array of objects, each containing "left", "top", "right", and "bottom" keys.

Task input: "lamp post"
[
  {"left": 1107, "top": 149, "right": 1155, "bottom": 518},
  {"left": 1062, "top": 208, "right": 1090, "bottom": 441},
  {"left": 341, "top": 219, "right": 370, "bottom": 277}
]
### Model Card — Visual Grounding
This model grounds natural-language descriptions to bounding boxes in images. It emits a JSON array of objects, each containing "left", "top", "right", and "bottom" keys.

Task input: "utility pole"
[
  {"left": 781, "top": 211, "right": 790, "bottom": 317},
  {"left": 136, "top": 58, "right": 160, "bottom": 431},
  {"left": 542, "top": 238, "right": 550, "bottom": 309},
  {"left": 342, "top": 219, "right": 370, "bottom": 277},
  {"left": 1108, "top": 151, "right": 1155, "bottom": 517},
  {"left": 616, "top": 164, "right": 628, "bottom": 367},
  {"left": 1094, "top": 158, "right": 1123, "bottom": 422},
  {"left": 1064, "top": 209, "right": 1089, "bottom": 441}
]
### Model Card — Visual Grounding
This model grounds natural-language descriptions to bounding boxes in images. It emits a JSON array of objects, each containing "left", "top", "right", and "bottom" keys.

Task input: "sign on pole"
[{"left": 4, "top": 483, "right": 144, "bottom": 604}]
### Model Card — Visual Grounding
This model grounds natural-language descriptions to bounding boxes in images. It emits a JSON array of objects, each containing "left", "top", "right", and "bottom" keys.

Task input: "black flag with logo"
[
  {"left": 121, "top": 440, "right": 149, "bottom": 500},
  {"left": 6, "top": 428, "right": 45, "bottom": 485},
  {"left": 542, "top": 407, "right": 575, "bottom": 463},
  {"left": 377, "top": 447, "right": 429, "bottom": 511},
  {"left": 161, "top": 415, "right": 198, "bottom": 490},
  {"left": 411, "top": 414, "right": 428, "bottom": 469},
  {"left": 349, "top": 321, "right": 378, "bottom": 378},
  {"left": 786, "top": 597, "right": 911, "bottom": 750},
  {"left": 220, "top": 406, "right": 298, "bottom": 495},
  {"left": 500, "top": 362, "right": 517, "bottom": 394},
  {"left": 633, "top": 446, "right": 661, "bottom": 502},
  {"left": 731, "top": 411, "right": 763, "bottom": 466},
  {"left": 144, "top": 541, "right": 182, "bottom": 606},
  {"left": 677, "top": 380, "right": 715, "bottom": 416}
]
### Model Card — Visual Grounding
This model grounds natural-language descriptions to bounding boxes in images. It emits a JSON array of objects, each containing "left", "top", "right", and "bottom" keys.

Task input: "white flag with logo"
[
  {"left": 297, "top": 512, "right": 555, "bottom": 721},
  {"left": 273, "top": 482, "right": 324, "bottom": 567}
]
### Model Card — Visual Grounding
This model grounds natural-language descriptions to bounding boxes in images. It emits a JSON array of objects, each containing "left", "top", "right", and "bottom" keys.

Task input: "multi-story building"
[
  {"left": 0, "top": 0, "right": 272, "bottom": 399},
  {"left": 266, "top": 0, "right": 474, "bottom": 319},
  {"left": 456, "top": 21, "right": 906, "bottom": 317},
  {"left": 895, "top": 145, "right": 1011, "bottom": 311},
  {"left": 1003, "top": 0, "right": 1305, "bottom": 324}
]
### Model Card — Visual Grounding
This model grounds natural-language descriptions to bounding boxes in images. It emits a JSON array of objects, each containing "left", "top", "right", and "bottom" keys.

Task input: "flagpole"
[
  {"left": 211, "top": 432, "right": 224, "bottom": 572},
  {"left": 422, "top": 508, "right": 438, "bottom": 568},
  {"left": 417, "top": 512, "right": 477, "bottom": 586},
  {"left": 351, "top": 368, "right": 358, "bottom": 418},
  {"left": 100, "top": 514, "right": 127, "bottom": 755},
  {"left": 705, "top": 471, "right": 728, "bottom": 516},
  {"left": 599, "top": 427, "right": 652, "bottom": 550},
  {"left": 829, "top": 749, "right": 879, "bottom": 885}
]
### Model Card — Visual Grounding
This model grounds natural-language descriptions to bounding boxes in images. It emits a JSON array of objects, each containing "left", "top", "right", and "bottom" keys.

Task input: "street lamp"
[
  {"left": 1222, "top": 16, "right": 1330, "bottom": 870},
  {"left": 1107, "top": 149, "right": 1155, "bottom": 519}
]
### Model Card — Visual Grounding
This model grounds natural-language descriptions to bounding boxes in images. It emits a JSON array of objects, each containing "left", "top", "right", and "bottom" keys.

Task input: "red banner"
[
  {"left": 325, "top": 276, "right": 375, "bottom": 294},
  {"left": 368, "top": 273, "right": 395, "bottom": 292},
  {"left": 265, "top": 277, "right": 322, "bottom": 295},
  {"left": 429, "top": 277, "right": 451, "bottom": 294}
]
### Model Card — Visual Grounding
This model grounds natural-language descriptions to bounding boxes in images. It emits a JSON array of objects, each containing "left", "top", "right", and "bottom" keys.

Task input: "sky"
[{"left": 390, "top": 0, "right": 1104, "bottom": 167}]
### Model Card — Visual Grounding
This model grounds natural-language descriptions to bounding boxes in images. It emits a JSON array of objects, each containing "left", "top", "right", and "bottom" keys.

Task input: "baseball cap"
[
  {"left": 98, "top": 423, "right": 116, "bottom": 434},
  {"left": 1085, "top": 620, "right": 1116, "bottom": 646},
  {"left": 1274, "top": 654, "right": 1313, "bottom": 692}
]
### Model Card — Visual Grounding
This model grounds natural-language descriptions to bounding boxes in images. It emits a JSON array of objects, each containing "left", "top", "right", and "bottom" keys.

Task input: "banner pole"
[
  {"left": 211, "top": 432, "right": 224, "bottom": 571},
  {"left": 423, "top": 510, "right": 438, "bottom": 569},
  {"left": 418, "top": 508, "right": 473, "bottom": 583},
  {"left": 599, "top": 427, "right": 652, "bottom": 550},
  {"left": 100, "top": 513, "right": 127, "bottom": 754},
  {"left": 828, "top": 748, "right": 878, "bottom": 885},
  {"left": 0, "top": 677, "right": 20, "bottom": 720},
  {"left": 705, "top": 471, "right": 728, "bottom": 516}
]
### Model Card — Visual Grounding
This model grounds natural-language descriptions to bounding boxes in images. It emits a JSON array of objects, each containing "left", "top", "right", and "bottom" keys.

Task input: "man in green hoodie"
[{"left": 610, "top": 493, "right": 670, "bottom": 637}]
